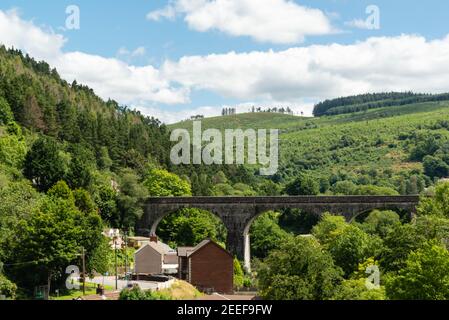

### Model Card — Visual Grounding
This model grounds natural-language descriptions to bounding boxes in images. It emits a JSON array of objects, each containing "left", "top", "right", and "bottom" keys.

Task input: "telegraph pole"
[
  {"left": 81, "top": 247, "right": 86, "bottom": 296},
  {"left": 115, "top": 237, "right": 118, "bottom": 290},
  {"left": 124, "top": 230, "right": 128, "bottom": 283}
]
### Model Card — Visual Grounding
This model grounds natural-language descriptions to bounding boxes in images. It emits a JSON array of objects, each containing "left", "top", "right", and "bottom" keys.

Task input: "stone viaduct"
[{"left": 136, "top": 196, "right": 420, "bottom": 271}]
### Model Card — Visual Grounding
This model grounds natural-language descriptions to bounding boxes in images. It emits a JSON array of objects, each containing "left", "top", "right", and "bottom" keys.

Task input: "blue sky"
[{"left": 0, "top": 1, "right": 448, "bottom": 123}]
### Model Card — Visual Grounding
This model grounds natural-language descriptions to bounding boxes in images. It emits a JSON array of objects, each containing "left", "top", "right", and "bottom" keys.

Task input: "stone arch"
[
  {"left": 146, "top": 205, "right": 226, "bottom": 236},
  {"left": 348, "top": 203, "right": 416, "bottom": 224},
  {"left": 136, "top": 202, "right": 256, "bottom": 270},
  {"left": 242, "top": 212, "right": 263, "bottom": 273},
  {"left": 240, "top": 207, "right": 287, "bottom": 272},
  {"left": 240, "top": 206, "right": 341, "bottom": 272},
  {"left": 137, "top": 196, "right": 420, "bottom": 273}
]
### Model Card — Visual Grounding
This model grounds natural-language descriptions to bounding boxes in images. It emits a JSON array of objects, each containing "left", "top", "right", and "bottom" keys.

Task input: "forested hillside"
[
  {"left": 0, "top": 46, "right": 171, "bottom": 171},
  {"left": 2, "top": 46, "right": 449, "bottom": 300},
  {"left": 313, "top": 92, "right": 449, "bottom": 116},
  {"left": 173, "top": 100, "right": 449, "bottom": 197}
]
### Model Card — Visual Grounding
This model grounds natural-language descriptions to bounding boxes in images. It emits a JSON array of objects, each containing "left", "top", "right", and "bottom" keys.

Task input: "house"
[
  {"left": 177, "top": 240, "right": 234, "bottom": 294},
  {"left": 134, "top": 238, "right": 178, "bottom": 275},
  {"left": 103, "top": 228, "right": 124, "bottom": 249}
]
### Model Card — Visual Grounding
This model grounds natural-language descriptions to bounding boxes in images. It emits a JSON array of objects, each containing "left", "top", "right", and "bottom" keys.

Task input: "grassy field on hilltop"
[
  {"left": 170, "top": 112, "right": 308, "bottom": 132},
  {"left": 171, "top": 101, "right": 449, "bottom": 132}
]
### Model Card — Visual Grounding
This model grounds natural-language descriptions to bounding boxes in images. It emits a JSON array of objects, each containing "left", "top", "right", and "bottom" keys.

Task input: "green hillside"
[
  {"left": 172, "top": 101, "right": 449, "bottom": 132},
  {"left": 170, "top": 100, "right": 449, "bottom": 194},
  {"left": 0, "top": 46, "right": 171, "bottom": 171},
  {"left": 170, "top": 112, "right": 306, "bottom": 132}
]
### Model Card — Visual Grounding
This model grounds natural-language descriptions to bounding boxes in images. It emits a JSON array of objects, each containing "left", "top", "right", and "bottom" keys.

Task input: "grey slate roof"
[
  {"left": 135, "top": 241, "right": 175, "bottom": 255},
  {"left": 177, "top": 239, "right": 230, "bottom": 258}
]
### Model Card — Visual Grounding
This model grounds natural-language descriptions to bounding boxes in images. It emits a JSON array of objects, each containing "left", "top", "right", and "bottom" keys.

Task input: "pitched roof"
[
  {"left": 191, "top": 239, "right": 212, "bottom": 253},
  {"left": 180, "top": 239, "right": 232, "bottom": 258},
  {"left": 177, "top": 246, "right": 195, "bottom": 257},
  {"left": 158, "top": 241, "right": 176, "bottom": 253},
  {"left": 135, "top": 241, "right": 175, "bottom": 255}
]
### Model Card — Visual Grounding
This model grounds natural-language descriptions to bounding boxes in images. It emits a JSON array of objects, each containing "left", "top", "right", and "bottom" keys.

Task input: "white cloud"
[
  {"left": 56, "top": 52, "right": 189, "bottom": 105},
  {"left": 137, "top": 105, "right": 223, "bottom": 124},
  {"left": 117, "top": 46, "right": 146, "bottom": 57},
  {"left": 147, "top": 4, "right": 177, "bottom": 21},
  {"left": 345, "top": 19, "right": 371, "bottom": 30},
  {"left": 0, "top": 9, "right": 65, "bottom": 60},
  {"left": 147, "top": 0, "right": 335, "bottom": 44},
  {"left": 117, "top": 47, "right": 129, "bottom": 56},
  {"left": 0, "top": 9, "right": 187, "bottom": 106},
  {"left": 56, "top": 51, "right": 188, "bottom": 105},
  {"left": 162, "top": 34, "right": 449, "bottom": 104},
  {"left": 132, "top": 46, "right": 146, "bottom": 57}
]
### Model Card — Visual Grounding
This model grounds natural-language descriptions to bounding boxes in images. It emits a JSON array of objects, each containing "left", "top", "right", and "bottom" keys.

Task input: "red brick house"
[{"left": 177, "top": 240, "right": 234, "bottom": 294}]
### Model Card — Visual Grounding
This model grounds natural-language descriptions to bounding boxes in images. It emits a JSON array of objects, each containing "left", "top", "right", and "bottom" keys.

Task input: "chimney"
[{"left": 150, "top": 235, "right": 158, "bottom": 243}]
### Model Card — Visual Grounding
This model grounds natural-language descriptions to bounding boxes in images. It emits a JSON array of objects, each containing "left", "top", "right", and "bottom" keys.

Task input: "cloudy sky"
[{"left": 0, "top": 1, "right": 448, "bottom": 123}]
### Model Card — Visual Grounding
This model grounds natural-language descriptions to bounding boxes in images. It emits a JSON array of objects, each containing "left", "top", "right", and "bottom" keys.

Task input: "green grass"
[
  {"left": 171, "top": 101, "right": 449, "bottom": 132},
  {"left": 51, "top": 282, "right": 114, "bottom": 300},
  {"left": 169, "top": 112, "right": 308, "bottom": 132}
]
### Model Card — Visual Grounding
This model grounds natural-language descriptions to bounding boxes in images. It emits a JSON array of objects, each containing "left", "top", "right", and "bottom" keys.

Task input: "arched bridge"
[{"left": 136, "top": 196, "right": 420, "bottom": 271}]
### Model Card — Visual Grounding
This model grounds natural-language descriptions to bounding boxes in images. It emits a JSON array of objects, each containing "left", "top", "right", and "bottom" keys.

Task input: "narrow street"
[{"left": 89, "top": 276, "right": 166, "bottom": 291}]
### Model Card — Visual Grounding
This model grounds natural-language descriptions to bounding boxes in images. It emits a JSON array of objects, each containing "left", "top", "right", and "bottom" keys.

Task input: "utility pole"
[
  {"left": 124, "top": 230, "right": 128, "bottom": 283},
  {"left": 109, "top": 229, "right": 119, "bottom": 291},
  {"left": 81, "top": 247, "right": 86, "bottom": 296},
  {"left": 114, "top": 237, "right": 118, "bottom": 291}
]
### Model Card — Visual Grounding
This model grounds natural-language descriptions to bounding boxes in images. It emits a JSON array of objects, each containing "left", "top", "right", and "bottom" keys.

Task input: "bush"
[
  {"left": 233, "top": 258, "right": 244, "bottom": 289},
  {"left": 332, "top": 279, "right": 386, "bottom": 300},
  {"left": 243, "top": 277, "right": 253, "bottom": 288},
  {"left": 119, "top": 286, "right": 172, "bottom": 300},
  {"left": 0, "top": 274, "right": 17, "bottom": 299}
]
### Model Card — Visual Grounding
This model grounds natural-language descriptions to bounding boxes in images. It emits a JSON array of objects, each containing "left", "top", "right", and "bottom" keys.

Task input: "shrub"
[
  {"left": 0, "top": 274, "right": 17, "bottom": 300},
  {"left": 119, "top": 286, "right": 172, "bottom": 300},
  {"left": 332, "top": 279, "right": 386, "bottom": 300}
]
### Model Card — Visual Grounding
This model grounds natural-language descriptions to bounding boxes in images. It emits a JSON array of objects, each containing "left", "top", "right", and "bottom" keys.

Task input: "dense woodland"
[
  {"left": 313, "top": 92, "right": 449, "bottom": 116},
  {"left": 2, "top": 46, "right": 449, "bottom": 300}
]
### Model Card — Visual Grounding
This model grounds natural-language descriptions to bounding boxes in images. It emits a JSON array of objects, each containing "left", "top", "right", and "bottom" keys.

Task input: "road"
[{"left": 89, "top": 276, "right": 162, "bottom": 291}]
